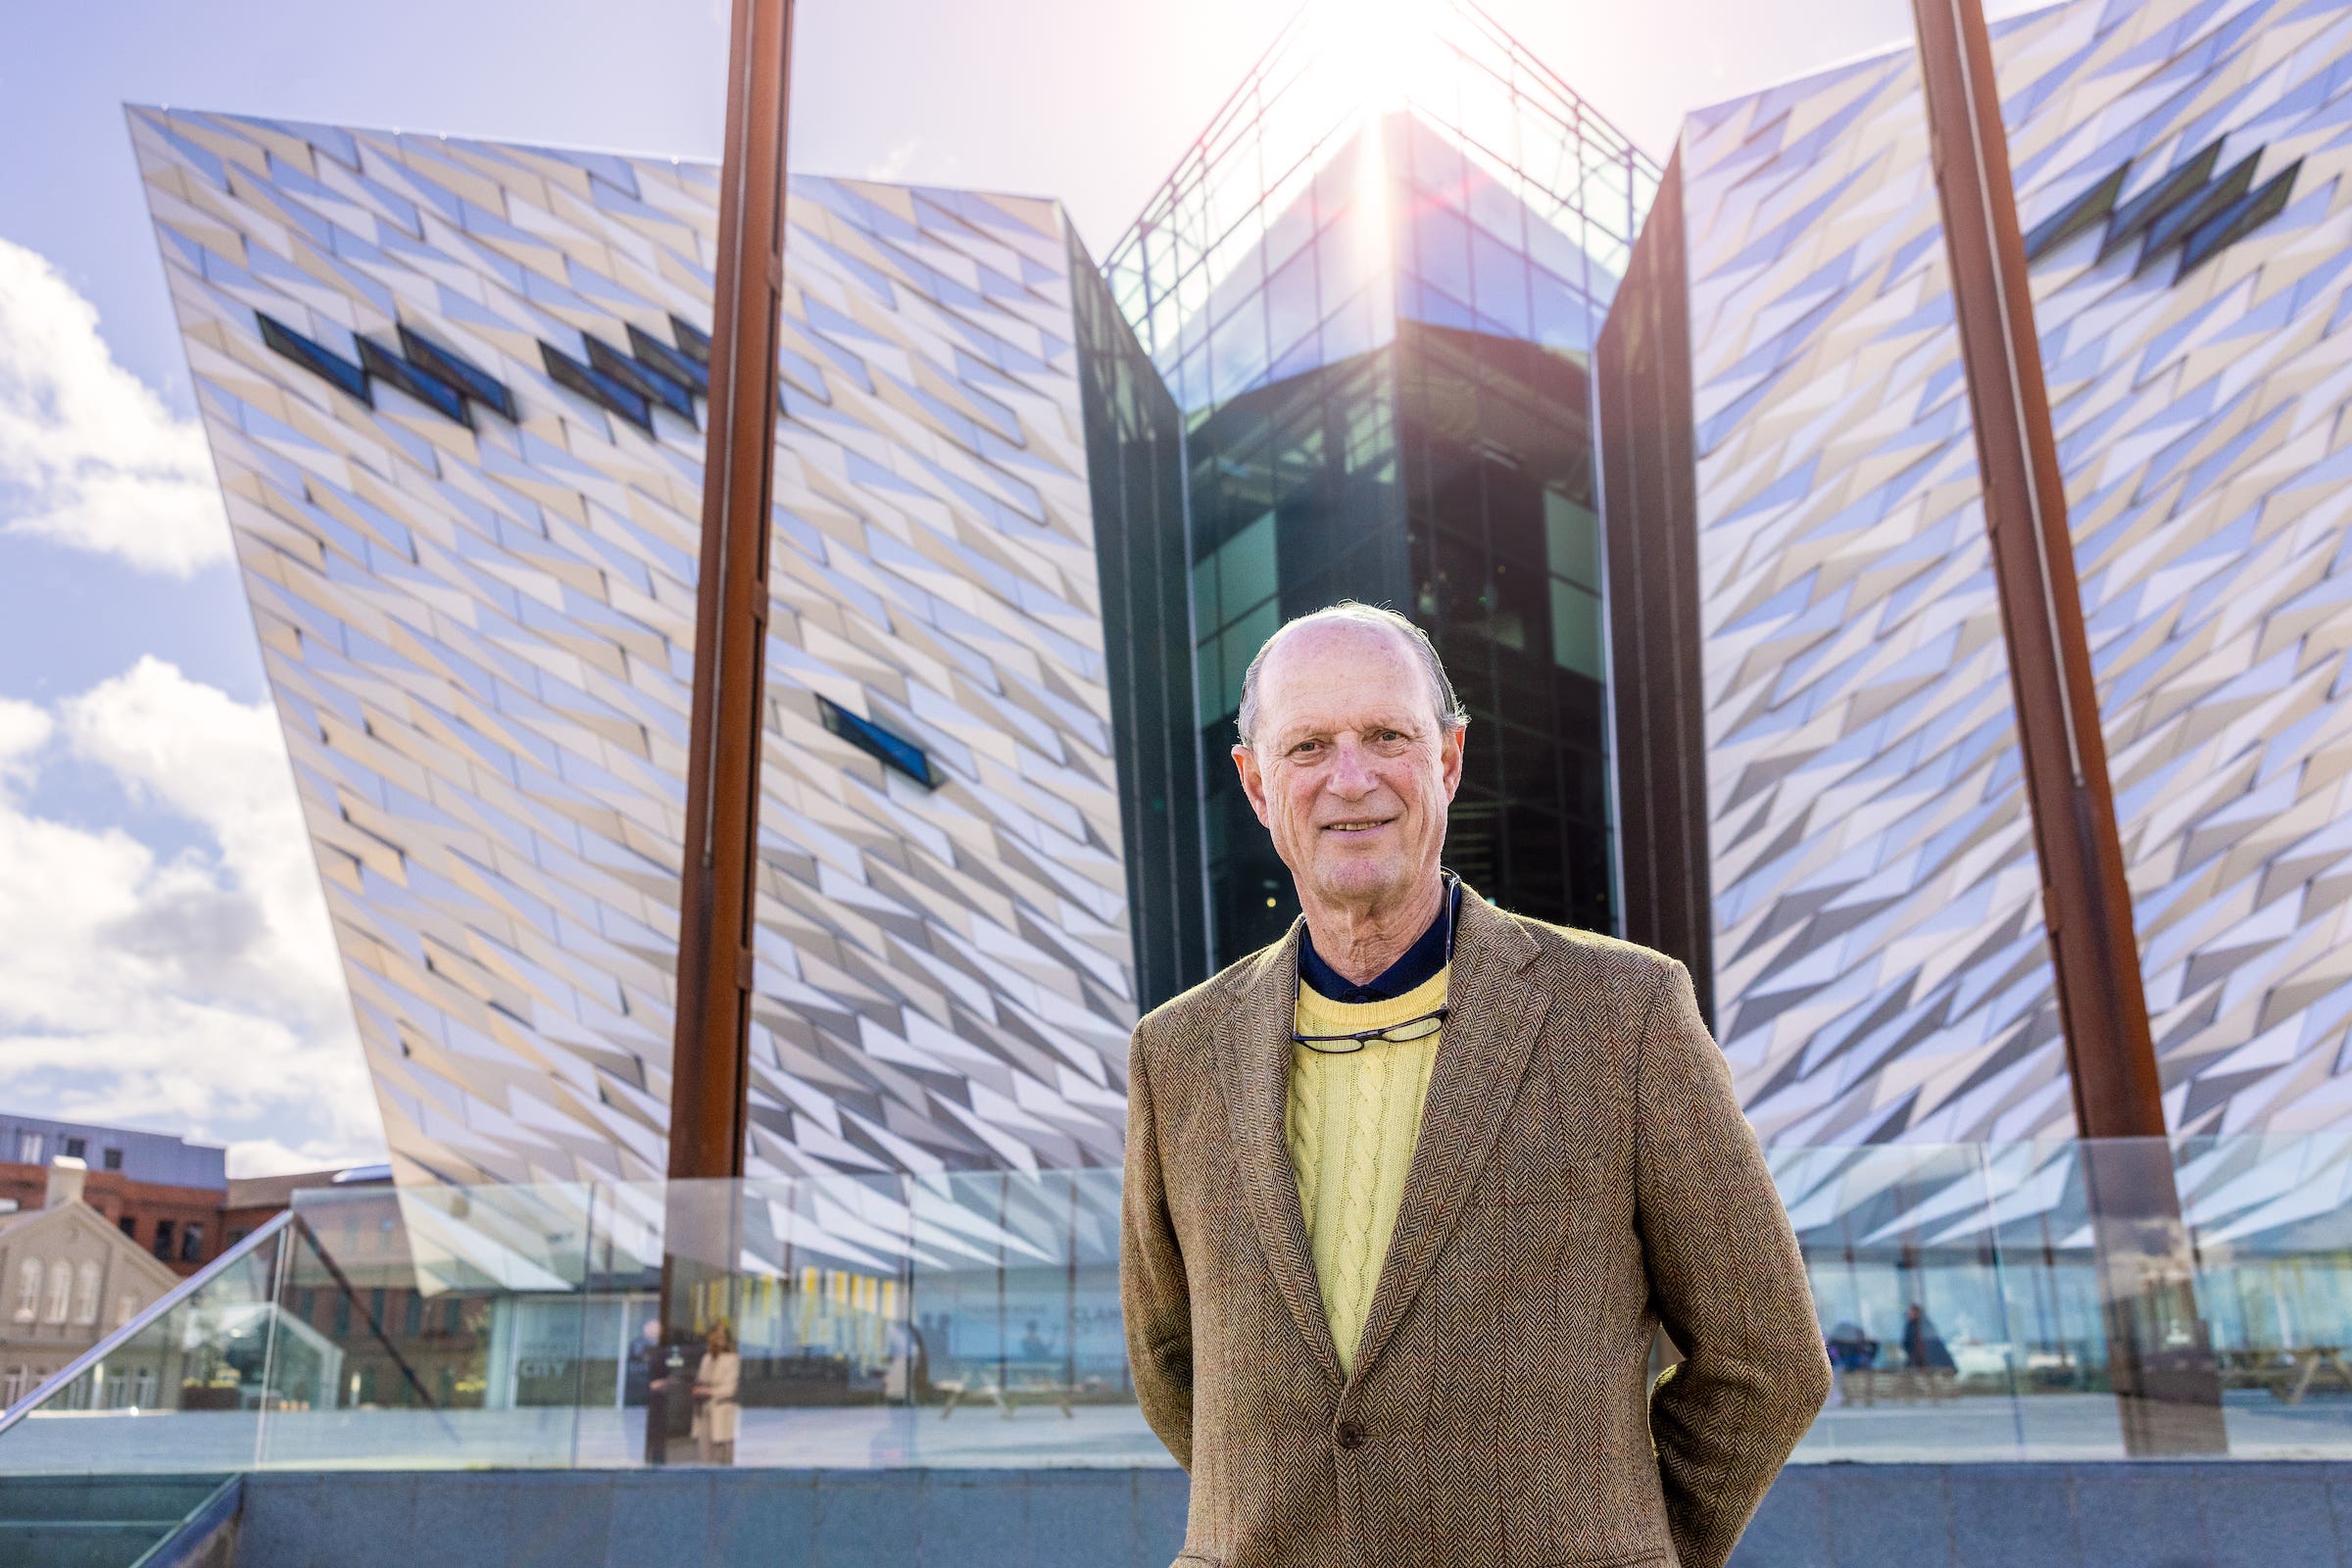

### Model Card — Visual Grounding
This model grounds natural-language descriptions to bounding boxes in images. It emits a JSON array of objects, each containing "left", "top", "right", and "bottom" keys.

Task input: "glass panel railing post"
[
  {"left": 1973, "top": 1139, "right": 2028, "bottom": 1460},
  {"left": 566, "top": 1181, "right": 596, "bottom": 1471},
  {"left": 654, "top": 1176, "right": 746, "bottom": 1467},
  {"left": 892, "top": 1171, "right": 917, "bottom": 1422},
  {"left": 2083, "top": 1135, "right": 2228, "bottom": 1455},
  {"left": 253, "top": 1218, "right": 287, "bottom": 1469}
]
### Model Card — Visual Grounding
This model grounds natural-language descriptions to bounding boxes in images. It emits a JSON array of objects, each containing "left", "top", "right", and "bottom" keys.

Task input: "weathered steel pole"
[
  {"left": 1908, "top": 0, "right": 2224, "bottom": 1455},
  {"left": 653, "top": 0, "right": 795, "bottom": 1465}
]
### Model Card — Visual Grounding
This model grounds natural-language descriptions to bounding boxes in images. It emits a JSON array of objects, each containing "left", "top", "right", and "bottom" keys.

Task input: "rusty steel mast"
[
  {"left": 651, "top": 0, "right": 796, "bottom": 1464},
  {"left": 1908, "top": 0, "right": 2224, "bottom": 1455}
]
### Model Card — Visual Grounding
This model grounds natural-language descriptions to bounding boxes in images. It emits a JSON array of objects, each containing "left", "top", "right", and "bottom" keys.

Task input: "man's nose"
[{"left": 1326, "top": 739, "right": 1377, "bottom": 795}]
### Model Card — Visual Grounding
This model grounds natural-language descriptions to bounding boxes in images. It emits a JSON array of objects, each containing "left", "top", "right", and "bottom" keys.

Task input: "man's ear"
[
  {"left": 1440, "top": 722, "right": 1466, "bottom": 803},
  {"left": 1234, "top": 743, "right": 1273, "bottom": 828}
]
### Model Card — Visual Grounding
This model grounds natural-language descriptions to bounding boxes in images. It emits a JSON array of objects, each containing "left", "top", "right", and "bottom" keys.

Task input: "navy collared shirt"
[{"left": 1298, "top": 880, "right": 1463, "bottom": 1004}]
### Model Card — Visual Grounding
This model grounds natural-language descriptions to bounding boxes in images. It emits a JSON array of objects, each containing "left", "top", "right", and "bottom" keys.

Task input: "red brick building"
[{"left": 0, "top": 1115, "right": 389, "bottom": 1280}]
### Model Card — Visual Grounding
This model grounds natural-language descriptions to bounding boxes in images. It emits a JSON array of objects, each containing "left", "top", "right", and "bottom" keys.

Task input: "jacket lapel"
[
  {"left": 1348, "top": 894, "right": 1549, "bottom": 1385},
  {"left": 1211, "top": 922, "right": 1347, "bottom": 1388}
]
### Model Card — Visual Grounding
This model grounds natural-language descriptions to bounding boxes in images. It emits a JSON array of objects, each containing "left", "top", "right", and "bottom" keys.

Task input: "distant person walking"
[
  {"left": 1901, "top": 1303, "right": 1955, "bottom": 1401},
  {"left": 637, "top": 1318, "right": 675, "bottom": 1464},
  {"left": 692, "top": 1320, "right": 741, "bottom": 1465}
]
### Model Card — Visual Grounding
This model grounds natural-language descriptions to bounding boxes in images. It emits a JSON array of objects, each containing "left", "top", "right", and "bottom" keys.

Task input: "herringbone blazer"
[{"left": 1120, "top": 893, "right": 1830, "bottom": 1568}]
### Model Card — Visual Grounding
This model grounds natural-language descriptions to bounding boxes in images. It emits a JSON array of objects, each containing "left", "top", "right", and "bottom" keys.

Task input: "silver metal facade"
[
  {"left": 1678, "top": 0, "right": 2352, "bottom": 1143},
  {"left": 132, "top": 110, "right": 1135, "bottom": 1186}
]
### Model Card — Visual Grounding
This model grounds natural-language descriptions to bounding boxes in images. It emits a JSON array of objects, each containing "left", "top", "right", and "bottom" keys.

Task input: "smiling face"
[{"left": 1234, "top": 618, "right": 1465, "bottom": 922}]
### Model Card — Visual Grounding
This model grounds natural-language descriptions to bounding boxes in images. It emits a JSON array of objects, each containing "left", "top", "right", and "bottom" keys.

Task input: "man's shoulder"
[
  {"left": 1486, "top": 906, "right": 1674, "bottom": 982},
  {"left": 1483, "top": 906, "right": 1686, "bottom": 999},
  {"left": 1132, "top": 936, "right": 1289, "bottom": 1054}
]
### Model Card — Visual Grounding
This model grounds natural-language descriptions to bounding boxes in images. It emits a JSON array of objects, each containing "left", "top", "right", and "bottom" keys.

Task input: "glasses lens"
[{"left": 1380, "top": 1013, "right": 1444, "bottom": 1044}]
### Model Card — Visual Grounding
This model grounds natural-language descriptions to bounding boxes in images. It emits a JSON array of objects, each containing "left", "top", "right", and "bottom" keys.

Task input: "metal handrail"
[{"left": 0, "top": 1208, "right": 294, "bottom": 1440}]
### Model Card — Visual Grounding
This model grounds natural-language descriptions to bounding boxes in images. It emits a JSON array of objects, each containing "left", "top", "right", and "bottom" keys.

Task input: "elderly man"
[{"left": 1121, "top": 604, "right": 1828, "bottom": 1568}]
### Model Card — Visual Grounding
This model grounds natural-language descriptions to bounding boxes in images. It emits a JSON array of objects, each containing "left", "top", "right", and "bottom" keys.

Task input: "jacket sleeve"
[
  {"left": 1120, "top": 1024, "right": 1195, "bottom": 1470},
  {"left": 1634, "top": 958, "right": 1831, "bottom": 1568}
]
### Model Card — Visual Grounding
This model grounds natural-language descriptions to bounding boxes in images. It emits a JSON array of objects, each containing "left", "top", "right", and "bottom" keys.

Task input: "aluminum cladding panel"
[
  {"left": 1681, "top": 0, "right": 2352, "bottom": 1144},
  {"left": 130, "top": 110, "right": 1134, "bottom": 1185}
]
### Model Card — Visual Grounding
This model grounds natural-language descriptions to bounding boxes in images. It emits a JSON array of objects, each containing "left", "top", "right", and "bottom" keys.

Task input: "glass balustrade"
[
  {"left": 2, "top": 1135, "right": 2347, "bottom": 1473},
  {"left": 0, "top": 1215, "right": 292, "bottom": 1475}
]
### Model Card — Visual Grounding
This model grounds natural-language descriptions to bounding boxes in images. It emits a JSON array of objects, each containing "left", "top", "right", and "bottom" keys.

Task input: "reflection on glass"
[
  {"left": 2, "top": 1138, "right": 2351, "bottom": 1474},
  {"left": 0, "top": 1219, "right": 290, "bottom": 1475}
]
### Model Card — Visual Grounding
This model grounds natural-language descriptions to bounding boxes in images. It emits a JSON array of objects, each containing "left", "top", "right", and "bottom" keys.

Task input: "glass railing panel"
[
  {"left": 0, "top": 1217, "right": 289, "bottom": 1475},
  {"left": 1775, "top": 1141, "right": 2032, "bottom": 1462},
  {"left": 2175, "top": 1131, "right": 2352, "bottom": 1458},
  {"left": 252, "top": 1181, "right": 597, "bottom": 1469},
  {"left": 579, "top": 1172, "right": 925, "bottom": 1469},
  {"left": 14, "top": 1132, "right": 2346, "bottom": 1476},
  {"left": 903, "top": 1166, "right": 1152, "bottom": 1467}
]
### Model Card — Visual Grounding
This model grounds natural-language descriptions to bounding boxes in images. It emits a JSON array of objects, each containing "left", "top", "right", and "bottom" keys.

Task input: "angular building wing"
[
  {"left": 132, "top": 109, "right": 1139, "bottom": 1185},
  {"left": 1601, "top": 0, "right": 2352, "bottom": 1143}
]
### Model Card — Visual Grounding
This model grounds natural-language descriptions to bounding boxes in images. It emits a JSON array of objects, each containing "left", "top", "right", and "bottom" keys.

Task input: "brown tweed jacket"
[{"left": 1120, "top": 893, "right": 1830, "bottom": 1568}]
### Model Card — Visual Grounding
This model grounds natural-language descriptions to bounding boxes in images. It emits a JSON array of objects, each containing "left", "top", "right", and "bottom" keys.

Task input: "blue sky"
[{"left": 0, "top": 0, "right": 1935, "bottom": 1173}]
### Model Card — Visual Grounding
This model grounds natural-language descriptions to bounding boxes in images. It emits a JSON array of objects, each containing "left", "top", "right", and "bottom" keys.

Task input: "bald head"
[{"left": 1235, "top": 603, "right": 1464, "bottom": 751}]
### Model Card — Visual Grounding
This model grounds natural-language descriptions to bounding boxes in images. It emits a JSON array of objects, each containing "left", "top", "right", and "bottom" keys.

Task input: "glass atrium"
[{"left": 1102, "top": 0, "right": 1660, "bottom": 965}]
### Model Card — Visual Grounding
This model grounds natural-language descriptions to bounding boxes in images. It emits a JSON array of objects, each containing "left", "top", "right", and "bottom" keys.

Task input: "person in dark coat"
[{"left": 1901, "top": 1303, "right": 1955, "bottom": 1399}]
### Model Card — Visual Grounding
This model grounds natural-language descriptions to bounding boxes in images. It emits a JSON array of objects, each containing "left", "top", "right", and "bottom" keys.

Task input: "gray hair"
[{"left": 1235, "top": 602, "right": 1468, "bottom": 749}]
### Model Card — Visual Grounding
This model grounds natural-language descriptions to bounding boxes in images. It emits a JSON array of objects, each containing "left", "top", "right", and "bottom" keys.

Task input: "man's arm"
[
  {"left": 1634, "top": 958, "right": 1831, "bottom": 1568},
  {"left": 1120, "top": 1027, "right": 1195, "bottom": 1470}
]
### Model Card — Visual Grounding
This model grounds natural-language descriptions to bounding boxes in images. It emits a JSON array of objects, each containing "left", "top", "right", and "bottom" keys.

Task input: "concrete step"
[
  {"left": 0, "top": 1472, "right": 227, "bottom": 1523},
  {"left": 0, "top": 1518, "right": 176, "bottom": 1568}
]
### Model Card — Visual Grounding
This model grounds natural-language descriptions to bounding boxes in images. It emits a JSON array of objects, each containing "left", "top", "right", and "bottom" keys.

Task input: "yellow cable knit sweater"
[{"left": 1287, "top": 966, "right": 1446, "bottom": 1376}]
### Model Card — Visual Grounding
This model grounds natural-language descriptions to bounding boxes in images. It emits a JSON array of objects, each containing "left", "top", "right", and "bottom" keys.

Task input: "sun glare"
[{"left": 1299, "top": 0, "right": 1441, "bottom": 117}]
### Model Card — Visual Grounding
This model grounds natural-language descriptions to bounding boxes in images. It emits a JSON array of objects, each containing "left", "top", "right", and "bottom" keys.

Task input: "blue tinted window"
[
  {"left": 1218, "top": 599, "right": 1281, "bottom": 718},
  {"left": 398, "top": 327, "right": 518, "bottom": 421},
  {"left": 1208, "top": 291, "right": 1268, "bottom": 405},
  {"left": 1528, "top": 267, "right": 1592, "bottom": 354},
  {"left": 1408, "top": 120, "right": 1466, "bottom": 200},
  {"left": 1467, "top": 169, "right": 1527, "bottom": 252},
  {"left": 1411, "top": 205, "right": 1473, "bottom": 304},
  {"left": 1262, "top": 189, "right": 1316, "bottom": 280},
  {"left": 1550, "top": 579, "right": 1603, "bottom": 680},
  {"left": 540, "top": 342, "right": 652, "bottom": 431},
  {"left": 258, "top": 315, "right": 371, "bottom": 405},
  {"left": 1319, "top": 286, "right": 1385, "bottom": 366},
  {"left": 1316, "top": 209, "right": 1376, "bottom": 310},
  {"left": 1525, "top": 217, "right": 1591, "bottom": 289},
  {"left": 1195, "top": 639, "right": 1223, "bottom": 729},
  {"left": 817, "top": 697, "right": 939, "bottom": 788},
  {"left": 1192, "top": 557, "right": 1218, "bottom": 644},
  {"left": 669, "top": 315, "right": 712, "bottom": 366},
  {"left": 1264, "top": 246, "right": 1320, "bottom": 368},
  {"left": 1218, "top": 511, "right": 1278, "bottom": 617},
  {"left": 1269, "top": 330, "right": 1322, "bottom": 386},
  {"left": 1544, "top": 490, "right": 1597, "bottom": 589},
  {"left": 2177, "top": 162, "right": 2299, "bottom": 278},
  {"left": 627, "top": 324, "right": 711, "bottom": 398},
  {"left": 357, "top": 338, "right": 470, "bottom": 426},
  {"left": 1470, "top": 228, "right": 1532, "bottom": 339},
  {"left": 1404, "top": 275, "right": 1478, "bottom": 334},
  {"left": 586, "top": 337, "right": 695, "bottom": 420}
]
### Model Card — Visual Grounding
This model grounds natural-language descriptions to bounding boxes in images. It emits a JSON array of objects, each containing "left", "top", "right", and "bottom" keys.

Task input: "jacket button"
[{"left": 1335, "top": 1422, "right": 1365, "bottom": 1450}]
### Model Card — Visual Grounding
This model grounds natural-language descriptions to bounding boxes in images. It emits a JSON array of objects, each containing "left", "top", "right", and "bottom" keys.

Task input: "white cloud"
[
  {"left": 0, "top": 237, "right": 229, "bottom": 575},
  {"left": 0, "top": 698, "right": 50, "bottom": 788},
  {"left": 0, "top": 659, "right": 382, "bottom": 1178}
]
